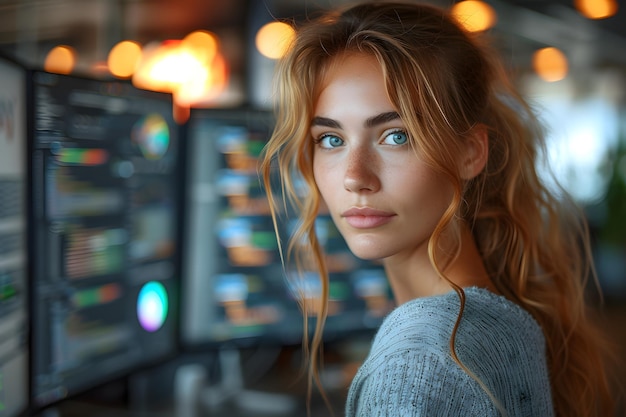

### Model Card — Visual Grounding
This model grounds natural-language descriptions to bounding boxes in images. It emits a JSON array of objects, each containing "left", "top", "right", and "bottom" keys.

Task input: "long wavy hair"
[{"left": 260, "top": 1, "right": 615, "bottom": 415}]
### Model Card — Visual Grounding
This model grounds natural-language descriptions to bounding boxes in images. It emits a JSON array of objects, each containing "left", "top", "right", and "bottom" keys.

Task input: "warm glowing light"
[
  {"left": 149, "top": 47, "right": 203, "bottom": 87},
  {"left": 575, "top": 0, "right": 618, "bottom": 19},
  {"left": 182, "top": 30, "right": 219, "bottom": 63},
  {"left": 173, "top": 102, "right": 191, "bottom": 125},
  {"left": 44, "top": 45, "right": 76, "bottom": 74},
  {"left": 255, "top": 21, "right": 296, "bottom": 59},
  {"left": 133, "top": 41, "right": 187, "bottom": 92},
  {"left": 132, "top": 37, "right": 229, "bottom": 110},
  {"left": 175, "top": 51, "right": 228, "bottom": 105},
  {"left": 532, "top": 47, "right": 569, "bottom": 82},
  {"left": 451, "top": 0, "right": 497, "bottom": 32},
  {"left": 108, "top": 40, "right": 142, "bottom": 78}
]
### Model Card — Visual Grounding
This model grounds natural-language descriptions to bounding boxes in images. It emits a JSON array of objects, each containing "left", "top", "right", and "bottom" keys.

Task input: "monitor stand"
[{"left": 175, "top": 349, "right": 298, "bottom": 417}]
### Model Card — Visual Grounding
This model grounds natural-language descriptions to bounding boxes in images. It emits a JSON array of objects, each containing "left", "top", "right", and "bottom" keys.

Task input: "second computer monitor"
[{"left": 181, "top": 108, "right": 394, "bottom": 349}]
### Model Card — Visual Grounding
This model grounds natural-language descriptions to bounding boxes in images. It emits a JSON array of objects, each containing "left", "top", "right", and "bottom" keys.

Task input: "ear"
[{"left": 460, "top": 124, "right": 489, "bottom": 180}]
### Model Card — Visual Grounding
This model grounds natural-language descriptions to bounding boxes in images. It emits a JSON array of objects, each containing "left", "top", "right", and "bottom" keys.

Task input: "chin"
[
  {"left": 345, "top": 240, "right": 392, "bottom": 261},
  {"left": 352, "top": 252, "right": 385, "bottom": 262}
]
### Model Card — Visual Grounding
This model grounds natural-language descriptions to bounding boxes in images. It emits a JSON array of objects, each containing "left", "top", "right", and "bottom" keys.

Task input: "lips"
[{"left": 341, "top": 207, "right": 395, "bottom": 229}]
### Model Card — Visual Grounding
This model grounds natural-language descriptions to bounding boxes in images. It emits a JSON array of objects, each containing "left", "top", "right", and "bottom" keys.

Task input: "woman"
[{"left": 260, "top": 1, "right": 615, "bottom": 416}]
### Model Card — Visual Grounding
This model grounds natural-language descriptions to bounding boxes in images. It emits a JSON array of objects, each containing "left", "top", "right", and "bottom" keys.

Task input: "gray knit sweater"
[{"left": 345, "top": 287, "right": 554, "bottom": 416}]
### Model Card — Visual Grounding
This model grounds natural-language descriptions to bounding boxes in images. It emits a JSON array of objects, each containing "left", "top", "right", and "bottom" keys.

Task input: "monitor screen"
[
  {"left": 29, "top": 72, "right": 181, "bottom": 409},
  {"left": 0, "top": 55, "right": 28, "bottom": 417},
  {"left": 181, "top": 108, "right": 394, "bottom": 348}
]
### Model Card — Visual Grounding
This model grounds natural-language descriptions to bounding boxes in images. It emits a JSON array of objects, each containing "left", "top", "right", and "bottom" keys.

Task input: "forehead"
[
  {"left": 314, "top": 53, "right": 394, "bottom": 115},
  {"left": 318, "top": 52, "right": 383, "bottom": 89}
]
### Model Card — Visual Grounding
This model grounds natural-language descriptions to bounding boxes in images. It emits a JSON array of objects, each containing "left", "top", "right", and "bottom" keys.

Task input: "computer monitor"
[
  {"left": 181, "top": 108, "right": 394, "bottom": 349},
  {"left": 0, "top": 54, "right": 29, "bottom": 417},
  {"left": 29, "top": 71, "right": 182, "bottom": 410}
]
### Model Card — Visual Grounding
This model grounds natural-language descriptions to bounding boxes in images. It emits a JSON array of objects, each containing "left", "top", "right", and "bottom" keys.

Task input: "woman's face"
[{"left": 311, "top": 53, "right": 454, "bottom": 262}]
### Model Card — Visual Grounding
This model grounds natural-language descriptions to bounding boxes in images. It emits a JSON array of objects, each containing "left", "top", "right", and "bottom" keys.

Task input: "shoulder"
[
  {"left": 346, "top": 290, "right": 505, "bottom": 416},
  {"left": 368, "top": 287, "right": 548, "bottom": 378},
  {"left": 346, "top": 288, "right": 554, "bottom": 417},
  {"left": 372, "top": 287, "right": 544, "bottom": 355},
  {"left": 458, "top": 287, "right": 546, "bottom": 350}
]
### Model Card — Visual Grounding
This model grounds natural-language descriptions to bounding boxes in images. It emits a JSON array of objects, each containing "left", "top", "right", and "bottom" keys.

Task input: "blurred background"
[{"left": 0, "top": 0, "right": 624, "bottom": 416}]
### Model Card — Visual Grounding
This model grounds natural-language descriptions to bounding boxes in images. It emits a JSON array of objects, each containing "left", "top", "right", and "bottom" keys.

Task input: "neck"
[{"left": 383, "top": 223, "right": 495, "bottom": 305}]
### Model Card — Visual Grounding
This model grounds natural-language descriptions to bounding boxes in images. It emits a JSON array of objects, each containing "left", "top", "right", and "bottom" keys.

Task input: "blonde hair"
[{"left": 260, "top": 1, "right": 615, "bottom": 415}]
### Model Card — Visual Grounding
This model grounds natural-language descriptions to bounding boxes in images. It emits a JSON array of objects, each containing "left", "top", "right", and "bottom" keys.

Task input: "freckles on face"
[{"left": 310, "top": 53, "right": 454, "bottom": 261}]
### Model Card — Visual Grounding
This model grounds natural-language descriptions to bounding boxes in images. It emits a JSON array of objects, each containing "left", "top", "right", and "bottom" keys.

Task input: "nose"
[{"left": 343, "top": 145, "right": 381, "bottom": 193}]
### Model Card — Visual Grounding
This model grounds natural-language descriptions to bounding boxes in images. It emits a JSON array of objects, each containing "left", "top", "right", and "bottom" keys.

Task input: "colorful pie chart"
[{"left": 132, "top": 114, "right": 170, "bottom": 159}]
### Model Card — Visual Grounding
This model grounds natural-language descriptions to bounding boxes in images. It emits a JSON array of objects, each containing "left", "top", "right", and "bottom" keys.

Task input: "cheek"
[
  {"left": 313, "top": 161, "right": 344, "bottom": 217},
  {"left": 400, "top": 168, "right": 454, "bottom": 209}
]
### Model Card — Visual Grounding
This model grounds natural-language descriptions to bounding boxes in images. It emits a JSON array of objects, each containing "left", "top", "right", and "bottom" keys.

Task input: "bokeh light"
[
  {"left": 255, "top": 21, "right": 295, "bottom": 59},
  {"left": 137, "top": 281, "right": 169, "bottom": 332},
  {"left": 175, "top": 51, "right": 228, "bottom": 105},
  {"left": 133, "top": 40, "right": 199, "bottom": 93},
  {"left": 451, "top": 0, "right": 497, "bottom": 32},
  {"left": 44, "top": 45, "right": 76, "bottom": 74},
  {"left": 181, "top": 30, "right": 219, "bottom": 63},
  {"left": 132, "top": 35, "right": 230, "bottom": 123},
  {"left": 108, "top": 40, "right": 142, "bottom": 78},
  {"left": 574, "top": 0, "right": 618, "bottom": 19},
  {"left": 532, "top": 47, "right": 569, "bottom": 82}
]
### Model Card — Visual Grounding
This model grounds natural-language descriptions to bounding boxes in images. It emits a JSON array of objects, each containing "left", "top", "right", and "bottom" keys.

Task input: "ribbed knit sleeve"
[{"left": 345, "top": 287, "right": 554, "bottom": 417}]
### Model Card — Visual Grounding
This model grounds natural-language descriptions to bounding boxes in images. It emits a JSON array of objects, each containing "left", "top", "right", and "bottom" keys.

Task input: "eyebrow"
[
  {"left": 365, "top": 111, "right": 401, "bottom": 127},
  {"left": 310, "top": 111, "right": 400, "bottom": 129},
  {"left": 310, "top": 116, "right": 341, "bottom": 129}
]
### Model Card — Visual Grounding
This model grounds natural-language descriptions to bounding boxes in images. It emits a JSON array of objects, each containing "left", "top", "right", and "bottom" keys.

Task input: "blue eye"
[
  {"left": 383, "top": 130, "right": 408, "bottom": 145},
  {"left": 317, "top": 134, "right": 344, "bottom": 149}
]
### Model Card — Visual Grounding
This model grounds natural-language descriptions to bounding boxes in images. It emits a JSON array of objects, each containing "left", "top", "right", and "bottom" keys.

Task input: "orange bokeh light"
[
  {"left": 451, "top": 0, "right": 497, "bottom": 32},
  {"left": 255, "top": 21, "right": 295, "bottom": 59},
  {"left": 108, "top": 40, "right": 142, "bottom": 78},
  {"left": 181, "top": 30, "right": 219, "bottom": 63},
  {"left": 175, "top": 51, "right": 228, "bottom": 105},
  {"left": 132, "top": 35, "right": 229, "bottom": 108},
  {"left": 532, "top": 47, "right": 569, "bottom": 82},
  {"left": 44, "top": 45, "right": 76, "bottom": 74},
  {"left": 574, "top": 0, "right": 618, "bottom": 19}
]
